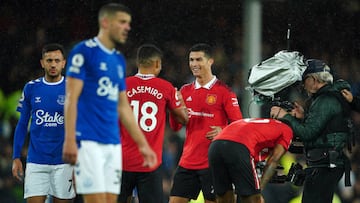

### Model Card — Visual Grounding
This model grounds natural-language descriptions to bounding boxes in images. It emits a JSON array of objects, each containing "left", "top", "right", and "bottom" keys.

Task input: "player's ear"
[
  {"left": 100, "top": 17, "right": 109, "bottom": 29},
  {"left": 40, "top": 59, "right": 45, "bottom": 69},
  {"left": 155, "top": 59, "right": 162, "bottom": 70},
  {"left": 62, "top": 59, "right": 66, "bottom": 70},
  {"left": 208, "top": 58, "right": 214, "bottom": 66}
]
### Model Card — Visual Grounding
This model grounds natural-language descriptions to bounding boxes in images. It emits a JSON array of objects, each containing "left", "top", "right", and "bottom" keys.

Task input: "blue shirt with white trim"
[
  {"left": 66, "top": 37, "right": 126, "bottom": 144},
  {"left": 13, "top": 77, "right": 66, "bottom": 164}
]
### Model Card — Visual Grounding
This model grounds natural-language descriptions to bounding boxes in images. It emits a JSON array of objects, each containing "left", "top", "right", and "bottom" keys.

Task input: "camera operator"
[{"left": 270, "top": 59, "right": 352, "bottom": 203}]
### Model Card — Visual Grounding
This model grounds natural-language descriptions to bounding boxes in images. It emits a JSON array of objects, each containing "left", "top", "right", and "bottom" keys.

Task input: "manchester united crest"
[{"left": 206, "top": 94, "right": 217, "bottom": 105}]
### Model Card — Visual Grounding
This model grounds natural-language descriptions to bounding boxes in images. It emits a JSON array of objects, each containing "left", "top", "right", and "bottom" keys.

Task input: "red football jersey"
[
  {"left": 214, "top": 118, "right": 293, "bottom": 162},
  {"left": 120, "top": 74, "right": 182, "bottom": 172},
  {"left": 170, "top": 77, "right": 243, "bottom": 169}
]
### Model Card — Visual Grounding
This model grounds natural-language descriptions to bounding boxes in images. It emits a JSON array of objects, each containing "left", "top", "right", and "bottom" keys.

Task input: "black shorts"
[
  {"left": 208, "top": 140, "right": 261, "bottom": 196},
  {"left": 118, "top": 167, "right": 162, "bottom": 203},
  {"left": 170, "top": 166, "right": 215, "bottom": 201}
]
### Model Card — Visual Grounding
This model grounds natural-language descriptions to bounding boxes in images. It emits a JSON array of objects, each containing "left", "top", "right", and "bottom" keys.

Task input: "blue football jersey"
[
  {"left": 13, "top": 77, "right": 66, "bottom": 164},
  {"left": 66, "top": 37, "right": 126, "bottom": 144}
]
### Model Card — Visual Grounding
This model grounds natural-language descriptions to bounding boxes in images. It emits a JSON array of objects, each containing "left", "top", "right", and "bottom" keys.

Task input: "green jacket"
[{"left": 281, "top": 82, "right": 351, "bottom": 166}]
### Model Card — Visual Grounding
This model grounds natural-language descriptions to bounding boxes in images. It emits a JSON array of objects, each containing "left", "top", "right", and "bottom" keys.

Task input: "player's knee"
[
  {"left": 240, "top": 193, "right": 263, "bottom": 203},
  {"left": 216, "top": 190, "right": 235, "bottom": 203}
]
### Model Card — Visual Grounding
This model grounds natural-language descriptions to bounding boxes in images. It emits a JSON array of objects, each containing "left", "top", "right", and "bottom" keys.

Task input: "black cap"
[{"left": 302, "top": 59, "right": 330, "bottom": 79}]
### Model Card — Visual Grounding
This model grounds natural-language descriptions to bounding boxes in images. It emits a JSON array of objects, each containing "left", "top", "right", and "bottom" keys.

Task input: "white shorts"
[
  {"left": 75, "top": 140, "right": 122, "bottom": 194},
  {"left": 24, "top": 163, "right": 75, "bottom": 199}
]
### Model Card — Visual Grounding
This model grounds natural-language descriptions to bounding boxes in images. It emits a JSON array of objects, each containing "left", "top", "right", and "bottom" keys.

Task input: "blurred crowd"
[{"left": 1, "top": 0, "right": 360, "bottom": 202}]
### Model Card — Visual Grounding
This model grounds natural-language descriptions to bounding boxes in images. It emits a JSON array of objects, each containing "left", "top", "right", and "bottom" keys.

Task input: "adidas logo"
[{"left": 186, "top": 96, "right": 192, "bottom": 102}]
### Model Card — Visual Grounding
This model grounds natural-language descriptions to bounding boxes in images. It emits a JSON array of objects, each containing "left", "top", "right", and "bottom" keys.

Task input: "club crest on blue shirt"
[{"left": 57, "top": 95, "right": 65, "bottom": 105}]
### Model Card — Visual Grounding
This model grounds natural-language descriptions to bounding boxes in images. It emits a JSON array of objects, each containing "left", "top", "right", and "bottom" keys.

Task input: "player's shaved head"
[
  {"left": 98, "top": 3, "right": 131, "bottom": 24},
  {"left": 137, "top": 44, "right": 163, "bottom": 67}
]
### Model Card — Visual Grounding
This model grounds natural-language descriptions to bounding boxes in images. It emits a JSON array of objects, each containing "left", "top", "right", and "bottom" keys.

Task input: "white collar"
[
  {"left": 42, "top": 76, "right": 64, "bottom": 85},
  {"left": 135, "top": 73, "right": 156, "bottom": 79},
  {"left": 194, "top": 76, "right": 217, "bottom": 89},
  {"left": 94, "top": 37, "right": 115, "bottom": 54}
]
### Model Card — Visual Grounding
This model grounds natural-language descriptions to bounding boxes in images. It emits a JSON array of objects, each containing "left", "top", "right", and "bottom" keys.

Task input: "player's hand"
[
  {"left": 175, "top": 88, "right": 182, "bottom": 99},
  {"left": 139, "top": 145, "right": 158, "bottom": 168},
  {"left": 341, "top": 89, "right": 353, "bottom": 103},
  {"left": 206, "top": 126, "right": 222, "bottom": 140},
  {"left": 62, "top": 138, "right": 78, "bottom": 165},
  {"left": 12, "top": 158, "right": 24, "bottom": 182},
  {"left": 175, "top": 88, "right": 186, "bottom": 107}
]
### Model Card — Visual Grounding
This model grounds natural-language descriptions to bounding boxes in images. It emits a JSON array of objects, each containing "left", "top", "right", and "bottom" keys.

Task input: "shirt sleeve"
[
  {"left": 277, "top": 128, "right": 293, "bottom": 151},
  {"left": 12, "top": 86, "right": 31, "bottom": 159},
  {"left": 66, "top": 43, "right": 88, "bottom": 81},
  {"left": 223, "top": 89, "right": 243, "bottom": 122},
  {"left": 167, "top": 86, "right": 182, "bottom": 110},
  {"left": 281, "top": 95, "right": 340, "bottom": 142}
]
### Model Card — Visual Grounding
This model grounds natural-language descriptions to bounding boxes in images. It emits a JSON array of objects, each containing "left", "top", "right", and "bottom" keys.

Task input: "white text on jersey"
[
  {"left": 35, "top": 110, "right": 64, "bottom": 126},
  {"left": 97, "top": 77, "right": 119, "bottom": 101},
  {"left": 127, "top": 86, "right": 163, "bottom": 99}
]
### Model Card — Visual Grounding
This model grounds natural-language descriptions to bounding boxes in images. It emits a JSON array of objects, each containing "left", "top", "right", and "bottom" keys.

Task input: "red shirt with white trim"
[
  {"left": 170, "top": 77, "right": 242, "bottom": 169},
  {"left": 214, "top": 118, "right": 293, "bottom": 162},
  {"left": 120, "top": 73, "right": 182, "bottom": 172}
]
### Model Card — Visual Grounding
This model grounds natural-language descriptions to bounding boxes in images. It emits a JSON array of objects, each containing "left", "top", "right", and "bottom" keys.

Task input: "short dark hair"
[
  {"left": 189, "top": 43, "right": 213, "bottom": 58},
  {"left": 137, "top": 44, "right": 163, "bottom": 67},
  {"left": 42, "top": 43, "right": 65, "bottom": 58},
  {"left": 98, "top": 3, "right": 131, "bottom": 21}
]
